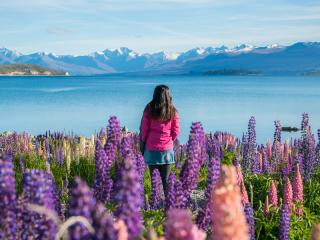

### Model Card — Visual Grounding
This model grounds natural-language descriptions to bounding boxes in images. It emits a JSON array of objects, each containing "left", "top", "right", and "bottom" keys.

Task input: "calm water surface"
[{"left": 1, "top": 75, "right": 319, "bottom": 143}]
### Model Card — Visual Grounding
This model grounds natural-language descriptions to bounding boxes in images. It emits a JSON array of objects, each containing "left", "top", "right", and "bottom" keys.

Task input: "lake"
[{"left": 1, "top": 75, "right": 319, "bottom": 143}]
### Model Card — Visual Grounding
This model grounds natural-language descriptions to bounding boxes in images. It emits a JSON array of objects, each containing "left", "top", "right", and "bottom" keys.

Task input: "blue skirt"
[{"left": 144, "top": 149, "right": 174, "bottom": 165}]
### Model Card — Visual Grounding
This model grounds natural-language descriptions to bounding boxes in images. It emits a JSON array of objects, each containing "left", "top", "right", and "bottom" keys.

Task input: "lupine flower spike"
[
  {"left": 150, "top": 169, "right": 162, "bottom": 210},
  {"left": 293, "top": 164, "right": 303, "bottom": 216},
  {"left": 0, "top": 154, "right": 17, "bottom": 240},
  {"left": 165, "top": 208, "right": 206, "bottom": 240},
  {"left": 279, "top": 204, "right": 291, "bottom": 240},
  {"left": 268, "top": 180, "right": 278, "bottom": 207},
  {"left": 211, "top": 165, "right": 249, "bottom": 240},
  {"left": 283, "top": 177, "right": 293, "bottom": 212},
  {"left": 311, "top": 224, "right": 320, "bottom": 240}
]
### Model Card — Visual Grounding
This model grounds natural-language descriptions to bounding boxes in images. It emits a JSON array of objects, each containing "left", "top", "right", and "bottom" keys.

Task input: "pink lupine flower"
[
  {"left": 293, "top": 165, "right": 303, "bottom": 216},
  {"left": 211, "top": 165, "right": 249, "bottom": 240},
  {"left": 311, "top": 224, "right": 320, "bottom": 240},
  {"left": 268, "top": 180, "right": 278, "bottom": 207},
  {"left": 240, "top": 181, "right": 249, "bottom": 206},
  {"left": 266, "top": 141, "right": 272, "bottom": 161},
  {"left": 283, "top": 177, "right": 293, "bottom": 212},
  {"left": 283, "top": 140, "right": 290, "bottom": 161},
  {"left": 114, "top": 219, "right": 128, "bottom": 240},
  {"left": 235, "top": 164, "right": 244, "bottom": 186}
]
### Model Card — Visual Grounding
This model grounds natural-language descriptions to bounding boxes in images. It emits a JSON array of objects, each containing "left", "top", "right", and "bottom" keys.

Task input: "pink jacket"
[{"left": 140, "top": 108, "right": 180, "bottom": 151}]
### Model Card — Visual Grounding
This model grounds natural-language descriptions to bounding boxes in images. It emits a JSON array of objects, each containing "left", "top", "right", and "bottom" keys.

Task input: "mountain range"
[{"left": 1, "top": 42, "right": 320, "bottom": 76}]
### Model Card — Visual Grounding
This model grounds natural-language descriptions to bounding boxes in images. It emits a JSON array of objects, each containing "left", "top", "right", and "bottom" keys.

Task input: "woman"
[{"left": 140, "top": 85, "right": 180, "bottom": 194}]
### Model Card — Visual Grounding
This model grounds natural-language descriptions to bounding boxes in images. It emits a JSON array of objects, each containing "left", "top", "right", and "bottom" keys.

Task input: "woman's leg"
[{"left": 158, "top": 164, "right": 171, "bottom": 195}]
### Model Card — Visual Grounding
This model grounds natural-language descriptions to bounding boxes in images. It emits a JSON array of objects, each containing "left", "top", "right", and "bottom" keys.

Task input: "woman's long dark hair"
[{"left": 146, "top": 85, "right": 176, "bottom": 121}]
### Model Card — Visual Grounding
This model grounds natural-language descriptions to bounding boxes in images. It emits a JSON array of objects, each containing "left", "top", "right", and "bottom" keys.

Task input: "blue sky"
[{"left": 1, "top": 0, "right": 320, "bottom": 55}]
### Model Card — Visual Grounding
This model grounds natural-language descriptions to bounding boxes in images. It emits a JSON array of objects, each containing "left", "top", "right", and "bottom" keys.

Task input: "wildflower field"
[{"left": 1, "top": 113, "right": 320, "bottom": 240}]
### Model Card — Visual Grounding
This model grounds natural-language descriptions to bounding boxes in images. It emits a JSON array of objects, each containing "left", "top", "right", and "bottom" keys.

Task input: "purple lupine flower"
[
  {"left": 19, "top": 156, "right": 25, "bottom": 173},
  {"left": 244, "top": 203, "right": 255, "bottom": 240},
  {"left": 173, "top": 179, "right": 186, "bottom": 209},
  {"left": 304, "top": 133, "right": 316, "bottom": 180},
  {"left": 149, "top": 169, "right": 162, "bottom": 210},
  {"left": 45, "top": 137, "right": 51, "bottom": 162},
  {"left": 114, "top": 147, "right": 142, "bottom": 240},
  {"left": 98, "top": 128, "right": 107, "bottom": 141},
  {"left": 195, "top": 122, "right": 207, "bottom": 166},
  {"left": 242, "top": 134, "right": 250, "bottom": 171},
  {"left": 92, "top": 203, "right": 117, "bottom": 240},
  {"left": 165, "top": 208, "right": 206, "bottom": 240},
  {"left": 196, "top": 151, "right": 220, "bottom": 230},
  {"left": 67, "top": 177, "right": 96, "bottom": 240},
  {"left": 55, "top": 146, "right": 64, "bottom": 166},
  {"left": 180, "top": 122, "right": 202, "bottom": 206},
  {"left": 93, "top": 140, "right": 113, "bottom": 203},
  {"left": 300, "top": 113, "right": 316, "bottom": 180},
  {"left": 247, "top": 116, "right": 257, "bottom": 171},
  {"left": 271, "top": 121, "right": 282, "bottom": 173},
  {"left": 279, "top": 204, "right": 291, "bottom": 240},
  {"left": 135, "top": 151, "right": 145, "bottom": 208},
  {"left": 251, "top": 152, "right": 262, "bottom": 174},
  {"left": 273, "top": 120, "right": 282, "bottom": 145},
  {"left": 165, "top": 173, "right": 177, "bottom": 211},
  {"left": 105, "top": 116, "right": 121, "bottom": 165},
  {"left": 262, "top": 150, "right": 271, "bottom": 174},
  {"left": 268, "top": 180, "right": 278, "bottom": 207},
  {"left": 21, "top": 169, "right": 58, "bottom": 240},
  {"left": 16, "top": 195, "right": 24, "bottom": 237},
  {"left": 301, "top": 112, "right": 309, "bottom": 133},
  {"left": 113, "top": 135, "right": 134, "bottom": 200},
  {"left": 120, "top": 134, "right": 133, "bottom": 159},
  {"left": 315, "top": 129, "right": 320, "bottom": 168},
  {"left": 0, "top": 153, "right": 17, "bottom": 240},
  {"left": 294, "top": 153, "right": 304, "bottom": 176},
  {"left": 135, "top": 152, "right": 145, "bottom": 180},
  {"left": 35, "top": 140, "right": 40, "bottom": 156},
  {"left": 45, "top": 172, "right": 64, "bottom": 221}
]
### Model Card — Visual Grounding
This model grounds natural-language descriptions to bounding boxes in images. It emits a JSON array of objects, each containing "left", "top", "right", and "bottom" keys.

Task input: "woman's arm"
[
  {"left": 140, "top": 109, "right": 151, "bottom": 143},
  {"left": 171, "top": 111, "right": 180, "bottom": 141}
]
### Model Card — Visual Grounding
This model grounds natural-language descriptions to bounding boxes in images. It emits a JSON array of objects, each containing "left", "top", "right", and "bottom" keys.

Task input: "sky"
[{"left": 1, "top": 0, "right": 320, "bottom": 55}]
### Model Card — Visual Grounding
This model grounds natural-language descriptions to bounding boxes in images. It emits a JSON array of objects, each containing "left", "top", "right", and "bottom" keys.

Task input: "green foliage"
[
  {"left": 144, "top": 169, "right": 152, "bottom": 197},
  {"left": 69, "top": 156, "right": 96, "bottom": 186},
  {"left": 198, "top": 165, "right": 208, "bottom": 190},
  {"left": 304, "top": 169, "right": 320, "bottom": 216},
  {"left": 289, "top": 208, "right": 319, "bottom": 240},
  {"left": 143, "top": 209, "right": 165, "bottom": 236},
  {"left": 244, "top": 174, "right": 275, "bottom": 209},
  {"left": 255, "top": 202, "right": 280, "bottom": 240},
  {"left": 13, "top": 154, "right": 47, "bottom": 194},
  {"left": 221, "top": 150, "right": 234, "bottom": 165}
]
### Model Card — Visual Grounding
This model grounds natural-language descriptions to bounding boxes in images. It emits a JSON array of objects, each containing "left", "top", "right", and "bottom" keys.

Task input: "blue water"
[{"left": 1, "top": 75, "right": 320, "bottom": 143}]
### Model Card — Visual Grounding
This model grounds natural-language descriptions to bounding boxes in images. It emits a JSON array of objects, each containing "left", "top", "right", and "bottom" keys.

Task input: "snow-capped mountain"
[
  {"left": 0, "top": 42, "right": 319, "bottom": 75},
  {"left": 0, "top": 48, "right": 22, "bottom": 64}
]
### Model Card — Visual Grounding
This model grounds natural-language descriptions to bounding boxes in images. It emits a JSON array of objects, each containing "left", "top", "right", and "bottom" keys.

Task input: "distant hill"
[
  {"left": 0, "top": 64, "right": 67, "bottom": 76},
  {"left": 0, "top": 42, "right": 320, "bottom": 76}
]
